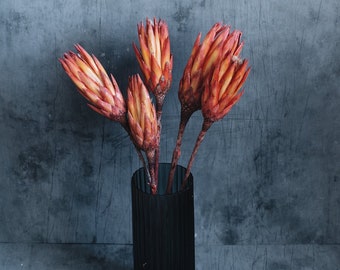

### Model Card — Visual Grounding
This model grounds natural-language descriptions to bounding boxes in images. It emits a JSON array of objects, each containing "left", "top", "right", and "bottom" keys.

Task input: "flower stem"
[
  {"left": 181, "top": 119, "right": 213, "bottom": 190},
  {"left": 146, "top": 149, "right": 157, "bottom": 194},
  {"left": 155, "top": 94, "right": 165, "bottom": 123},
  {"left": 154, "top": 94, "right": 165, "bottom": 193},
  {"left": 136, "top": 149, "right": 151, "bottom": 184},
  {"left": 121, "top": 120, "right": 151, "bottom": 184},
  {"left": 166, "top": 109, "right": 192, "bottom": 193}
]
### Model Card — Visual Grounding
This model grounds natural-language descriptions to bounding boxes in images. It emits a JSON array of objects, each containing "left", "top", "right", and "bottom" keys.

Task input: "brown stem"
[
  {"left": 136, "top": 149, "right": 151, "bottom": 183},
  {"left": 166, "top": 109, "right": 193, "bottom": 193},
  {"left": 181, "top": 119, "right": 213, "bottom": 190},
  {"left": 155, "top": 94, "right": 165, "bottom": 122},
  {"left": 154, "top": 94, "right": 165, "bottom": 193},
  {"left": 121, "top": 120, "right": 151, "bottom": 183},
  {"left": 146, "top": 149, "right": 157, "bottom": 194}
]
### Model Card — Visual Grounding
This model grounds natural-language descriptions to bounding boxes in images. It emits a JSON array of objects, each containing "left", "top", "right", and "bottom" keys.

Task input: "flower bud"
[
  {"left": 179, "top": 23, "right": 231, "bottom": 114},
  {"left": 127, "top": 74, "right": 158, "bottom": 151},
  {"left": 59, "top": 44, "right": 126, "bottom": 123},
  {"left": 133, "top": 18, "right": 173, "bottom": 97},
  {"left": 201, "top": 51, "right": 250, "bottom": 122}
]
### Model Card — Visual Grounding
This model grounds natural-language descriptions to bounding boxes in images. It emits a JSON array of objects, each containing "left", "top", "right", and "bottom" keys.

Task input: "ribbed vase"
[{"left": 131, "top": 163, "right": 195, "bottom": 270}]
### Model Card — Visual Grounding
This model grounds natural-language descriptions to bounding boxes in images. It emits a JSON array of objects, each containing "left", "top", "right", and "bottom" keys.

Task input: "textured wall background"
[{"left": 0, "top": 0, "right": 339, "bottom": 268}]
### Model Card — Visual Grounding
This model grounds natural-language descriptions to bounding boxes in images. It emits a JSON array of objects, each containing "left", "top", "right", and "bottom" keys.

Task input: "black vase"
[{"left": 131, "top": 163, "right": 195, "bottom": 270}]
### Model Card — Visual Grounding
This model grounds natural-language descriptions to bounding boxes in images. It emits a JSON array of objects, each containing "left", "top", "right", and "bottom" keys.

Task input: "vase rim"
[{"left": 131, "top": 163, "right": 193, "bottom": 196}]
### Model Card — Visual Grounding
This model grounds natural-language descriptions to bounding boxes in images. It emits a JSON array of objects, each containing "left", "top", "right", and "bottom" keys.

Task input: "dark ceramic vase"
[{"left": 131, "top": 163, "right": 195, "bottom": 270}]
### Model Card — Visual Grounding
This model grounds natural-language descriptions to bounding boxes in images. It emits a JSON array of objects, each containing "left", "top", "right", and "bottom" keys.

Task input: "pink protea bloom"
[
  {"left": 127, "top": 74, "right": 159, "bottom": 194},
  {"left": 167, "top": 24, "right": 245, "bottom": 192},
  {"left": 179, "top": 23, "right": 227, "bottom": 115},
  {"left": 179, "top": 23, "right": 244, "bottom": 116},
  {"left": 180, "top": 27, "right": 250, "bottom": 189},
  {"left": 133, "top": 18, "right": 173, "bottom": 98},
  {"left": 127, "top": 74, "right": 158, "bottom": 151},
  {"left": 201, "top": 54, "right": 250, "bottom": 123},
  {"left": 59, "top": 44, "right": 126, "bottom": 124}
]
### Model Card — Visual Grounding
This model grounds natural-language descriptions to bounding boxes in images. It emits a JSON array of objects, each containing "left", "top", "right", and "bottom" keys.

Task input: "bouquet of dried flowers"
[{"left": 59, "top": 18, "right": 250, "bottom": 195}]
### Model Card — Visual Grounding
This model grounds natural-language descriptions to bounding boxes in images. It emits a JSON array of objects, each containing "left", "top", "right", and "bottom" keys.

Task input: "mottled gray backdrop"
[{"left": 0, "top": 0, "right": 339, "bottom": 269}]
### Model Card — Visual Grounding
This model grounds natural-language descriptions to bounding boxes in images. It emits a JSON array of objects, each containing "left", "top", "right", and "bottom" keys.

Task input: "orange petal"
[
  {"left": 77, "top": 86, "right": 99, "bottom": 104},
  {"left": 179, "top": 72, "right": 191, "bottom": 95},
  {"left": 133, "top": 44, "right": 151, "bottom": 81},
  {"left": 218, "top": 53, "right": 232, "bottom": 79},
  {"left": 226, "top": 60, "right": 248, "bottom": 95},
  {"left": 75, "top": 44, "right": 99, "bottom": 75},
  {"left": 219, "top": 90, "right": 244, "bottom": 118},
  {"left": 202, "top": 43, "right": 223, "bottom": 78},
  {"left": 78, "top": 71, "right": 100, "bottom": 95},
  {"left": 62, "top": 56, "right": 82, "bottom": 80},
  {"left": 139, "top": 34, "right": 151, "bottom": 68},
  {"left": 159, "top": 19, "right": 169, "bottom": 40},
  {"left": 127, "top": 87, "right": 138, "bottom": 120},
  {"left": 98, "top": 69, "right": 115, "bottom": 96},
  {"left": 209, "top": 25, "right": 230, "bottom": 54},
  {"left": 60, "top": 59, "right": 86, "bottom": 90},
  {"left": 150, "top": 54, "right": 162, "bottom": 81},
  {"left": 110, "top": 74, "right": 125, "bottom": 106},
  {"left": 162, "top": 59, "right": 171, "bottom": 81},
  {"left": 234, "top": 41, "right": 244, "bottom": 56},
  {"left": 99, "top": 86, "right": 115, "bottom": 105},
  {"left": 146, "top": 20, "right": 156, "bottom": 56},
  {"left": 73, "top": 55, "right": 101, "bottom": 85},
  {"left": 219, "top": 61, "right": 237, "bottom": 98},
  {"left": 128, "top": 111, "right": 144, "bottom": 148},
  {"left": 92, "top": 54, "right": 110, "bottom": 83},
  {"left": 153, "top": 19, "right": 162, "bottom": 67},
  {"left": 161, "top": 37, "right": 171, "bottom": 70},
  {"left": 190, "top": 70, "right": 203, "bottom": 94},
  {"left": 191, "top": 25, "right": 217, "bottom": 73},
  {"left": 200, "top": 23, "right": 221, "bottom": 56},
  {"left": 140, "top": 103, "right": 146, "bottom": 130},
  {"left": 95, "top": 99, "right": 112, "bottom": 113},
  {"left": 224, "top": 30, "right": 242, "bottom": 54},
  {"left": 189, "top": 33, "right": 202, "bottom": 63}
]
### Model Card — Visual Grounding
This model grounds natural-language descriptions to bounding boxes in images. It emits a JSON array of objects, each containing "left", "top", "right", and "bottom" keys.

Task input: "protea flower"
[
  {"left": 167, "top": 23, "right": 238, "bottom": 192},
  {"left": 59, "top": 44, "right": 127, "bottom": 124},
  {"left": 60, "top": 45, "right": 155, "bottom": 185},
  {"left": 180, "top": 27, "right": 250, "bottom": 189},
  {"left": 201, "top": 55, "right": 250, "bottom": 123},
  {"left": 127, "top": 74, "right": 159, "bottom": 194},
  {"left": 133, "top": 18, "right": 173, "bottom": 187},
  {"left": 133, "top": 18, "right": 173, "bottom": 109},
  {"left": 178, "top": 23, "right": 235, "bottom": 116}
]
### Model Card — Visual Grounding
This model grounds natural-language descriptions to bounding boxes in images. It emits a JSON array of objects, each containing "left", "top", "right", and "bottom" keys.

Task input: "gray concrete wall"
[{"left": 0, "top": 0, "right": 339, "bottom": 267}]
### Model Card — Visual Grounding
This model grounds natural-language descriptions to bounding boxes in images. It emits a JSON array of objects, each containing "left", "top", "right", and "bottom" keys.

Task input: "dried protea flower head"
[
  {"left": 133, "top": 17, "right": 173, "bottom": 99},
  {"left": 167, "top": 23, "right": 246, "bottom": 191},
  {"left": 201, "top": 45, "right": 250, "bottom": 123},
  {"left": 179, "top": 23, "right": 244, "bottom": 117},
  {"left": 178, "top": 25, "right": 250, "bottom": 189},
  {"left": 59, "top": 44, "right": 127, "bottom": 124},
  {"left": 127, "top": 74, "right": 159, "bottom": 194},
  {"left": 127, "top": 74, "right": 159, "bottom": 152}
]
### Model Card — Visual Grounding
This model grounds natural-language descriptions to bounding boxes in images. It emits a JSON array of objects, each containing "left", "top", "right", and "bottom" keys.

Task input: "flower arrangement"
[{"left": 59, "top": 18, "right": 250, "bottom": 195}]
